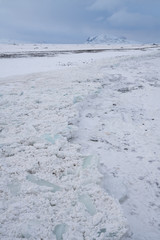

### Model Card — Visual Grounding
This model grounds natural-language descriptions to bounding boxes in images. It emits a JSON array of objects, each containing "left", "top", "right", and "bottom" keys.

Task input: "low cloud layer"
[
  {"left": 89, "top": 0, "right": 127, "bottom": 11},
  {"left": 0, "top": 0, "right": 159, "bottom": 43}
]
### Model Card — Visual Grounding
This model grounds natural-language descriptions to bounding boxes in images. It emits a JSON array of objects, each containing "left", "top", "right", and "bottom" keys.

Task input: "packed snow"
[{"left": 0, "top": 43, "right": 160, "bottom": 240}]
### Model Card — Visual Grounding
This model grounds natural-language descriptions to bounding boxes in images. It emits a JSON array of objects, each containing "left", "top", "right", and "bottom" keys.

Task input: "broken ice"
[
  {"left": 26, "top": 174, "right": 61, "bottom": 192},
  {"left": 79, "top": 194, "right": 96, "bottom": 216},
  {"left": 43, "top": 134, "right": 60, "bottom": 144},
  {"left": 53, "top": 224, "right": 68, "bottom": 240}
]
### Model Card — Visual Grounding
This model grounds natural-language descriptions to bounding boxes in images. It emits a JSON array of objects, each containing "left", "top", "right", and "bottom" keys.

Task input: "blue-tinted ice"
[
  {"left": 79, "top": 194, "right": 96, "bottom": 216},
  {"left": 73, "top": 96, "right": 82, "bottom": 104},
  {"left": 8, "top": 181, "right": 21, "bottom": 196},
  {"left": 53, "top": 224, "right": 68, "bottom": 240},
  {"left": 43, "top": 134, "right": 60, "bottom": 144},
  {"left": 26, "top": 174, "right": 61, "bottom": 192},
  {"left": 97, "top": 228, "right": 106, "bottom": 237},
  {"left": 82, "top": 155, "right": 93, "bottom": 169}
]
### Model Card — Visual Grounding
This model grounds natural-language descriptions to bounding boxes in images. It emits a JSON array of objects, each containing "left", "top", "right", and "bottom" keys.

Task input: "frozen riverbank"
[
  {"left": 73, "top": 50, "right": 160, "bottom": 239},
  {"left": 0, "top": 44, "right": 160, "bottom": 239}
]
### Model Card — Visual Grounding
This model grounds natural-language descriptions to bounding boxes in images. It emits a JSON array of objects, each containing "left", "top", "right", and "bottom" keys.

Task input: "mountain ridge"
[{"left": 86, "top": 34, "right": 136, "bottom": 44}]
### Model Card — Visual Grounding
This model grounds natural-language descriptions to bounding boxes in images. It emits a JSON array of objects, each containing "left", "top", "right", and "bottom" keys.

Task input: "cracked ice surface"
[{"left": 0, "top": 47, "right": 129, "bottom": 240}]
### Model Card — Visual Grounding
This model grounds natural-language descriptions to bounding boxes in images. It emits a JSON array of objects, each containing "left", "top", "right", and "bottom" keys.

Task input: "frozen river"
[{"left": 0, "top": 43, "right": 160, "bottom": 239}]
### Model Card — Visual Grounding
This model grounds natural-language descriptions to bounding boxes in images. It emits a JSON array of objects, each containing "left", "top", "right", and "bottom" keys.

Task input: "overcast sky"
[{"left": 0, "top": 0, "right": 160, "bottom": 43}]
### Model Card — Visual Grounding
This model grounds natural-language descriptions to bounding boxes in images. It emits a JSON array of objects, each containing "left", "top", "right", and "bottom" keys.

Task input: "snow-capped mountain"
[{"left": 86, "top": 34, "right": 135, "bottom": 44}]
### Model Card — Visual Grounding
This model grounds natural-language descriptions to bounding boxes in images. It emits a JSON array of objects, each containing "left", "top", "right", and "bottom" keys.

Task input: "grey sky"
[{"left": 0, "top": 0, "right": 160, "bottom": 43}]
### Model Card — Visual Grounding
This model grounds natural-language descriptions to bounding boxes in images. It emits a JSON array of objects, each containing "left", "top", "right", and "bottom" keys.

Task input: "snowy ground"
[{"left": 0, "top": 43, "right": 160, "bottom": 240}]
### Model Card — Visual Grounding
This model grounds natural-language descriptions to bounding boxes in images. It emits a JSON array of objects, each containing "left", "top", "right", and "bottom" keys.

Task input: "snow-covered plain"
[{"left": 0, "top": 43, "right": 160, "bottom": 240}]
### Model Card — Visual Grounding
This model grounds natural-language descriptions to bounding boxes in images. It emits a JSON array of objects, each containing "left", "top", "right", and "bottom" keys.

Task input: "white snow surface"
[{"left": 0, "top": 43, "right": 160, "bottom": 240}]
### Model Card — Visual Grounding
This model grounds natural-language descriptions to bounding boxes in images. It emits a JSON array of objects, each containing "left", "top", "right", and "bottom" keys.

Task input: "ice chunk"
[
  {"left": 17, "top": 220, "right": 41, "bottom": 239},
  {"left": 26, "top": 174, "right": 61, "bottom": 192},
  {"left": 53, "top": 224, "right": 68, "bottom": 240},
  {"left": 108, "top": 232, "right": 118, "bottom": 238},
  {"left": 97, "top": 228, "right": 106, "bottom": 237},
  {"left": 102, "top": 174, "right": 128, "bottom": 203},
  {"left": 79, "top": 194, "right": 96, "bottom": 216},
  {"left": 82, "top": 155, "right": 93, "bottom": 169},
  {"left": 8, "top": 181, "right": 21, "bottom": 196},
  {"left": 93, "top": 213, "right": 103, "bottom": 226},
  {"left": 43, "top": 134, "right": 60, "bottom": 144},
  {"left": 82, "top": 155, "right": 98, "bottom": 169},
  {"left": 73, "top": 96, "right": 82, "bottom": 104}
]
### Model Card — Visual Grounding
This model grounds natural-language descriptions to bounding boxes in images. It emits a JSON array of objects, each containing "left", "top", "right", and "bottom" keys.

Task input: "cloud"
[
  {"left": 108, "top": 9, "right": 158, "bottom": 29},
  {"left": 89, "top": 0, "right": 127, "bottom": 11},
  {"left": 0, "top": 0, "right": 93, "bottom": 42},
  {"left": 0, "top": 0, "right": 160, "bottom": 43}
]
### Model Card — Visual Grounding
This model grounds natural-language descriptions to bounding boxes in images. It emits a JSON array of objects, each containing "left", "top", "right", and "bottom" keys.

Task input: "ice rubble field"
[{"left": 0, "top": 43, "right": 160, "bottom": 240}]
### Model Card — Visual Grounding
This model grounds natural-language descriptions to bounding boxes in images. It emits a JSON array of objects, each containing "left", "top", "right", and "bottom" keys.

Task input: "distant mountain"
[{"left": 86, "top": 34, "right": 135, "bottom": 44}]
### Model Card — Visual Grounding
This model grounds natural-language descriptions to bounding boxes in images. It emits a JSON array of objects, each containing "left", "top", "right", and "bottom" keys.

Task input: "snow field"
[
  {"left": 74, "top": 50, "right": 160, "bottom": 240},
  {"left": 0, "top": 44, "right": 160, "bottom": 240},
  {"left": 0, "top": 58, "right": 128, "bottom": 239}
]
